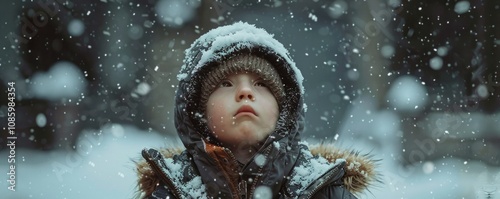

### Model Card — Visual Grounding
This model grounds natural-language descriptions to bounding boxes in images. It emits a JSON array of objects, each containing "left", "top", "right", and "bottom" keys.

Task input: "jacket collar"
[{"left": 136, "top": 143, "right": 378, "bottom": 198}]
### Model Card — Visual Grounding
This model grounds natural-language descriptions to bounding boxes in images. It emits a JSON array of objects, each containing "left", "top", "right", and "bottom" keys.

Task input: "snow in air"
[
  {"left": 133, "top": 82, "right": 152, "bottom": 96},
  {"left": 68, "top": 19, "right": 85, "bottom": 37},
  {"left": 128, "top": 25, "right": 144, "bottom": 40},
  {"left": 327, "top": 1, "right": 348, "bottom": 19},
  {"left": 29, "top": 61, "right": 87, "bottom": 101},
  {"left": 155, "top": 0, "right": 200, "bottom": 27},
  {"left": 454, "top": 1, "right": 471, "bottom": 14},
  {"left": 386, "top": 75, "right": 428, "bottom": 112},
  {"left": 254, "top": 153, "right": 267, "bottom": 167},
  {"left": 381, "top": 45, "right": 395, "bottom": 58},
  {"left": 254, "top": 185, "right": 272, "bottom": 199},
  {"left": 36, "top": 113, "right": 47, "bottom": 127},
  {"left": 430, "top": 56, "right": 443, "bottom": 70},
  {"left": 437, "top": 46, "right": 449, "bottom": 56}
]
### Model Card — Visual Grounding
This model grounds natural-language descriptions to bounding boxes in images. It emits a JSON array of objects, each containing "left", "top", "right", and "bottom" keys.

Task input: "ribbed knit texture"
[{"left": 200, "top": 54, "right": 284, "bottom": 113}]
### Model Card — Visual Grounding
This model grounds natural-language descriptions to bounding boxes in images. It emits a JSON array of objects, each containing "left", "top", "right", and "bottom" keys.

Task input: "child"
[{"left": 136, "top": 22, "right": 377, "bottom": 198}]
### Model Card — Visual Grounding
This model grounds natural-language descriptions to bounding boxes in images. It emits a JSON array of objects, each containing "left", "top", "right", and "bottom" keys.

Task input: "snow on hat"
[{"left": 200, "top": 53, "right": 285, "bottom": 112}]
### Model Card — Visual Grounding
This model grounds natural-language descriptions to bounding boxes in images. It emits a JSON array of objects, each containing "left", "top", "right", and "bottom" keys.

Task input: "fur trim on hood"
[{"left": 135, "top": 144, "right": 379, "bottom": 198}]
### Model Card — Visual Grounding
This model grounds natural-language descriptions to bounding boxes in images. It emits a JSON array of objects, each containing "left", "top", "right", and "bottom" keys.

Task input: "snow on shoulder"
[
  {"left": 178, "top": 21, "right": 304, "bottom": 94},
  {"left": 288, "top": 142, "right": 344, "bottom": 195},
  {"left": 162, "top": 158, "right": 207, "bottom": 198}
]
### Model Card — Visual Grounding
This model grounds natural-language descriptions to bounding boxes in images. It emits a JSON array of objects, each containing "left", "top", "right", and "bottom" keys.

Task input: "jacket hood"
[
  {"left": 171, "top": 22, "right": 310, "bottom": 198},
  {"left": 146, "top": 22, "right": 379, "bottom": 198},
  {"left": 165, "top": 22, "right": 312, "bottom": 198},
  {"left": 135, "top": 144, "right": 379, "bottom": 197},
  {"left": 174, "top": 21, "right": 305, "bottom": 149}
]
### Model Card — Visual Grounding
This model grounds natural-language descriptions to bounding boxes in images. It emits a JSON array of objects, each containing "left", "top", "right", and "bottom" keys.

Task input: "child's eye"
[
  {"left": 254, "top": 81, "right": 267, "bottom": 87},
  {"left": 219, "top": 80, "right": 232, "bottom": 87}
]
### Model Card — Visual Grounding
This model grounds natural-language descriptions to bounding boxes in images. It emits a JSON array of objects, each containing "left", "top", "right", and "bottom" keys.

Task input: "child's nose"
[{"left": 236, "top": 86, "right": 255, "bottom": 102}]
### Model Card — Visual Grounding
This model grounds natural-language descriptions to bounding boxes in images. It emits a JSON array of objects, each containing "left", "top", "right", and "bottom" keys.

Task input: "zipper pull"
[{"left": 238, "top": 180, "right": 248, "bottom": 199}]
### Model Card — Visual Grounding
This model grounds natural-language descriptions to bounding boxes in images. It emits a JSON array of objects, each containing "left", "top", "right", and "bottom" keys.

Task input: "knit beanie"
[{"left": 200, "top": 54, "right": 285, "bottom": 112}]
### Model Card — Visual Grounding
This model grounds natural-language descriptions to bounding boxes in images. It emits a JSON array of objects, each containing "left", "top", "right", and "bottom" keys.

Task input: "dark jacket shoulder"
[
  {"left": 285, "top": 143, "right": 377, "bottom": 198},
  {"left": 136, "top": 148, "right": 206, "bottom": 198}
]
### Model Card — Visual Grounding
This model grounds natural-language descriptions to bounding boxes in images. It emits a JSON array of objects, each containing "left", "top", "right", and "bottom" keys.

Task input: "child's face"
[{"left": 206, "top": 72, "right": 279, "bottom": 148}]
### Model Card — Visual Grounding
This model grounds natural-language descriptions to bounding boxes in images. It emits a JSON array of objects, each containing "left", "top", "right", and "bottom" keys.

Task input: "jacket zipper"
[
  {"left": 224, "top": 148, "right": 246, "bottom": 199},
  {"left": 142, "top": 149, "right": 183, "bottom": 199},
  {"left": 238, "top": 180, "right": 248, "bottom": 199},
  {"left": 303, "top": 165, "right": 341, "bottom": 199},
  {"left": 248, "top": 144, "right": 273, "bottom": 198},
  {"left": 223, "top": 144, "right": 272, "bottom": 199}
]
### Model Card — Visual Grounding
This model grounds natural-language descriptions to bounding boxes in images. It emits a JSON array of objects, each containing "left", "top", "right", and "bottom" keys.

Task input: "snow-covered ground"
[
  {"left": 0, "top": 124, "right": 181, "bottom": 198},
  {"left": 347, "top": 138, "right": 500, "bottom": 199}
]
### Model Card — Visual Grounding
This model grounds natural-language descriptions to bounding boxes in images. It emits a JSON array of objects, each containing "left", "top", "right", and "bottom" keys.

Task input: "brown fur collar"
[
  {"left": 135, "top": 144, "right": 378, "bottom": 198},
  {"left": 308, "top": 144, "right": 380, "bottom": 195},
  {"left": 135, "top": 148, "right": 183, "bottom": 198}
]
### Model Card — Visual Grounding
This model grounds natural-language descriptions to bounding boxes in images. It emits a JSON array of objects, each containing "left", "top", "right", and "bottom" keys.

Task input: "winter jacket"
[{"left": 135, "top": 22, "right": 378, "bottom": 199}]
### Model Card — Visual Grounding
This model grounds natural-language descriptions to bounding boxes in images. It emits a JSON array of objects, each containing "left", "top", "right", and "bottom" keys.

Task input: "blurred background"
[{"left": 0, "top": 0, "right": 499, "bottom": 198}]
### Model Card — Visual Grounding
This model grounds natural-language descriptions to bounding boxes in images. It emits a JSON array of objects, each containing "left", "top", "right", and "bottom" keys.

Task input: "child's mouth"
[{"left": 235, "top": 105, "right": 257, "bottom": 117}]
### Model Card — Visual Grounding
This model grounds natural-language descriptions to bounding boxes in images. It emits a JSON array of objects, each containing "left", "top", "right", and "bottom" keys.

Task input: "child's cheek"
[{"left": 207, "top": 104, "right": 227, "bottom": 131}]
